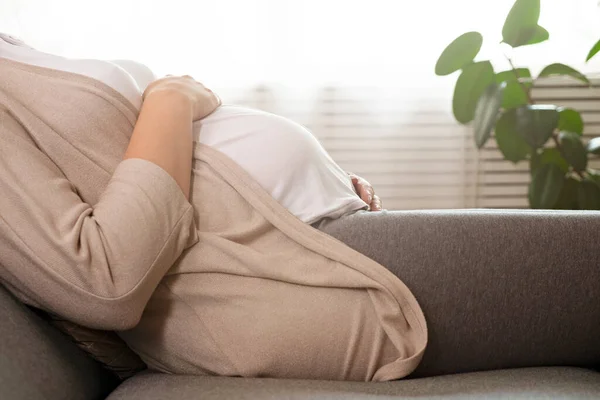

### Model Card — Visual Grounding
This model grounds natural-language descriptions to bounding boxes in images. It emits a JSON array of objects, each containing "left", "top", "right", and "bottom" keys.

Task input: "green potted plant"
[{"left": 435, "top": 0, "right": 600, "bottom": 209}]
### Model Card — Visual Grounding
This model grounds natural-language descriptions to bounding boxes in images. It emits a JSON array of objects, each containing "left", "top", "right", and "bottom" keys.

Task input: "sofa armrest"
[{"left": 318, "top": 209, "right": 600, "bottom": 377}]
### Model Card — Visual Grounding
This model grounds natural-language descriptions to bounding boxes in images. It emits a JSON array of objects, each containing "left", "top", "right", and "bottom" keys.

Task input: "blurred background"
[{"left": 2, "top": 0, "right": 600, "bottom": 210}]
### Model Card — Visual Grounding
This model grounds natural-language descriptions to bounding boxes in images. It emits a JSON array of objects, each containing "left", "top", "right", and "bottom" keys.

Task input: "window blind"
[
  {"left": 222, "top": 77, "right": 599, "bottom": 211},
  {"left": 224, "top": 85, "right": 477, "bottom": 211}
]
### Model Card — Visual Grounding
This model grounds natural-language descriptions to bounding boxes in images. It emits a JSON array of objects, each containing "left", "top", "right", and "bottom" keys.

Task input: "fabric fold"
[{"left": 119, "top": 143, "right": 427, "bottom": 381}]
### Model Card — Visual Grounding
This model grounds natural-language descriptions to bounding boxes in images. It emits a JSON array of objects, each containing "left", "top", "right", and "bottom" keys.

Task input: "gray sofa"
[{"left": 2, "top": 210, "right": 600, "bottom": 399}]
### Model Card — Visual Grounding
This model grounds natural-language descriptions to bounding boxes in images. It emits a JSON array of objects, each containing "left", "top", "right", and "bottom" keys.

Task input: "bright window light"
[{"left": 2, "top": 0, "right": 599, "bottom": 88}]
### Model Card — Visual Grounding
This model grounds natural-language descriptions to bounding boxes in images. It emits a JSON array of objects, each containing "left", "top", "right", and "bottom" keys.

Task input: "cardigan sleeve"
[{"left": 0, "top": 114, "right": 198, "bottom": 330}]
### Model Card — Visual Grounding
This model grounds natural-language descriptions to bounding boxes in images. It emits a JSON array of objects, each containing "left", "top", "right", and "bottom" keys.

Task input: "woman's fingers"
[
  {"left": 370, "top": 195, "right": 382, "bottom": 211},
  {"left": 357, "top": 178, "right": 374, "bottom": 204},
  {"left": 143, "top": 75, "right": 221, "bottom": 121},
  {"left": 349, "top": 173, "right": 374, "bottom": 204},
  {"left": 348, "top": 172, "right": 381, "bottom": 211}
]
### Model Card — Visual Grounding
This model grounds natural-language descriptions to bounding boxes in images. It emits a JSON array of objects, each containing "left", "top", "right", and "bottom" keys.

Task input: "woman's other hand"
[
  {"left": 348, "top": 172, "right": 382, "bottom": 211},
  {"left": 348, "top": 173, "right": 382, "bottom": 211},
  {"left": 143, "top": 75, "right": 221, "bottom": 121}
]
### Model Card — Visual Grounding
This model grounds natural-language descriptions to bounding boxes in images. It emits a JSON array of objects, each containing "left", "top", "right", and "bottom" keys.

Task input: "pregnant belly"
[
  {"left": 190, "top": 105, "right": 366, "bottom": 224},
  {"left": 192, "top": 105, "right": 327, "bottom": 196}
]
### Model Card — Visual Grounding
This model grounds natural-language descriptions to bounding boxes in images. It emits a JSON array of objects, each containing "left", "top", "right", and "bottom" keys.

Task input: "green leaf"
[
  {"left": 502, "top": 0, "right": 540, "bottom": 47},
  {"left": 502, "top": 81, "right": 529, "bottom": 109},
  {"left": 557, "top": 108, "right": 584, "bottom": 135},
  {"left": 586, "top": 39, "right": 600, "bottom": 62},
  {"left": 524, "top": 25, "right": 549, "bottom": 46},
  {"left": 529, "top": 163, "right": 564, "bottom": 209},
  {"left": 495, "top": 109, "right": 530, "bottom": 162},
  {"left": 539, "top": 147, "right": 569, "bottom": 173},
  {"left": 435, "top": 32, "right": 484, "bottom": 76},
  {"left": 554, "top": 177, "right": 580, "bottom": 209},
  {"left": 558, "top": 131, "right": 588, "bottom": 171},
  {"left": 515, "top": 105, "right": 559, "bottom": 149},
  {"left": 452, "top": 61, "right": 495, "bottom": 124},
  {"left": 538, "top": 63, "right": 590, "bottom": 85},
  {"left": 496, "top": 68, "right": 532, "bottom": 84},
  {"left": 474, "top": 83, "right": 504, "bottom": 148},
  {"left": 577, "top": 179, "right": 600, "bottom": 210},
  {"left": 588, "top": 170, "right": 600, "bottom": 186},
  {"left": 587, "top": 137, "right": 600, "bottom": 155},
  {"left": 496, "top": 69, "right": 532, "bottom": 109}
]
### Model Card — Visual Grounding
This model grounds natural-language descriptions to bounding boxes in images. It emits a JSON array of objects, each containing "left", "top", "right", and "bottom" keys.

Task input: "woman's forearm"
[{"left": 124, "top": 91, "right": 194, "bottom": 200}]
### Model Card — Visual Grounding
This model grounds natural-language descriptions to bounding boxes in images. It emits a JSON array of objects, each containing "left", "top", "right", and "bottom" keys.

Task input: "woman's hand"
[
  {"left": 143, "top": 75, "right": 221, "bottom": 121},
  {"left": 125, "top": 74, "right": 220, "bottom": 200},
  {"left": 348, "top": 173, "right": 383, "bottom": 211}
]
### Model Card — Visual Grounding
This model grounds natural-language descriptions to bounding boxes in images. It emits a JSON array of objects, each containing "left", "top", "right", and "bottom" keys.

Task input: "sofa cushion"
[
  {"left": 0, "top": 285, "right": 118, "bottom": 400},
  {"left": 45, "top": 312, "right": 147, "bottom": 380},
  {"left": 108, "top": 367, "right": 600, "bottom": 400}
]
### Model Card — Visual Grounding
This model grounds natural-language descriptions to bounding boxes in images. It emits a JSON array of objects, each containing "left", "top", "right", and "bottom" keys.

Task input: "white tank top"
[{"left": 0, "top": 34, "right": 368, "bottom": 224}]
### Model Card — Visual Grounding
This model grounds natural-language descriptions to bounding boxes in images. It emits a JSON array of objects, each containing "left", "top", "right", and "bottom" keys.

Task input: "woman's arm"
[
  {"left": 0, "top": 76, "right": 218, "bottom": 331},
  {"left": 124, "top": 91, "right": 194, "bottom": 199},
  {"left": 125, "top": 75, "right": 220, "bottom": 200}
]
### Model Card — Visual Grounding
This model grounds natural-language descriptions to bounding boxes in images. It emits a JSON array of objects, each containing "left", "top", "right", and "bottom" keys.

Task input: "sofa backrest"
[{"left": 0, "top": 284, "right": 118, "bottom": 400}]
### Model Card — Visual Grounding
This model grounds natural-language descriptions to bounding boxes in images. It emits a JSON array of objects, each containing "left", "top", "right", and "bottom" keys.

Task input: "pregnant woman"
[
  {"left": 0, "top": 33, "right": 424, "bottom": 381},
  {"left": 2, "top": 33, "right": 600, "bottom": 382}
]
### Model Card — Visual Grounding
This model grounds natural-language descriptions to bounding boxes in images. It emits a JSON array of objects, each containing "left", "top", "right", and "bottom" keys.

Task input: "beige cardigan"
[{"left": 0, "top": 59, "right": 427, "bottom": 381}]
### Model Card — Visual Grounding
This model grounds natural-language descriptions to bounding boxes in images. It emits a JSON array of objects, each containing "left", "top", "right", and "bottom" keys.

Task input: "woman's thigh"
[{"left": 315, "top": 209, "right": 600, "bottom": 377}]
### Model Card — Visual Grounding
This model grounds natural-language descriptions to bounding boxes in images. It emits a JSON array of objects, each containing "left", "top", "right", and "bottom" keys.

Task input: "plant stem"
[{"left": 506, "top": 56, "right": 534, "bottom": 104}]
